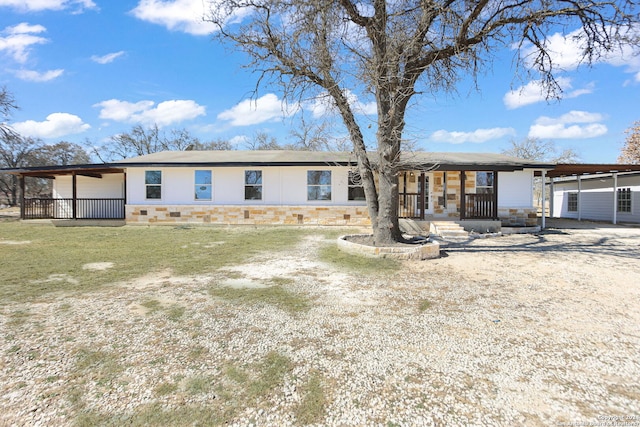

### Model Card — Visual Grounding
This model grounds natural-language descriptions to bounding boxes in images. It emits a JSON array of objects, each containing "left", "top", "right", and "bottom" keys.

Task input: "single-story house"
[
  {"left": 548, "top": 164, "right": 640, "bottom": 224},
  {"left": 3, "top": 150, "right": 555, "bottom": 228}
]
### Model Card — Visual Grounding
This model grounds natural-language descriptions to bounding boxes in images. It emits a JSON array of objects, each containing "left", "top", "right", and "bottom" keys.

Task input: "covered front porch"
[
  {"left": 16, "top": 166, "right": 126, "bottom": 220},
  {"left": 398, "top": 169, "right": 541, "bottom": 228}
]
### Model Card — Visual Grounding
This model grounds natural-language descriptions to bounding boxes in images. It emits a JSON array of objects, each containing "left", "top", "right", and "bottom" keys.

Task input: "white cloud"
[
  {"left": 521, "top": 26, "right": 640, "bottom": 80},
  {"left": 217, "top": 94, "right": 295, "bottom": 126},
  {"left": 91, "top": 51, "right": 125, "bottom": 64},
  {"left": 306, "top": 90, "right": 377, "bottom": 118},
  {"left": 528, "top": 110, "right": 608, "bottom": 139},
  {"left": 0, "top": 0, "right": 96, "bottom": 13},
  {"left": 12, "top": 68, "right": 64, "bottom": 81},
  {"left": 130, "top": 0, "right": 216, "bottom": 36},
  {"left": 0, "top": 23, "right": 48, "bottom": 64},
  {"left": 12, "top": 113, "right": 90, "bottom": 138},
  {"left": 503, "top": 77, "right": 594, "bottom": 109},
  {"left": 95, "top": 99, "right": 206, "bottom": 127},
  {"left": 229, "top": 135, "right": 249, "bottom": 146},
  {"left": 429, "top": 127, "right": 516, "bottom": 144}
]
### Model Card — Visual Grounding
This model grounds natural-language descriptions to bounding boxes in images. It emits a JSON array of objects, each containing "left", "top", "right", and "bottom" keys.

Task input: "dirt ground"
[{"left": 1, "top": 218, "right": 640, "bottom": 426}]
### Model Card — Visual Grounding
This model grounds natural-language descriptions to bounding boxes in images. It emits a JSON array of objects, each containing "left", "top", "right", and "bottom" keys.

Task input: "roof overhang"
[{"left": 1, "top": 164, "right": 124, "bottom": 178}]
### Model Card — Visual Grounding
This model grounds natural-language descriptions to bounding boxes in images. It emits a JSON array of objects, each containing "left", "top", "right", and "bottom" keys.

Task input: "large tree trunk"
[{"left": 372, "top": 164, "right": 402, "bottom": 245}]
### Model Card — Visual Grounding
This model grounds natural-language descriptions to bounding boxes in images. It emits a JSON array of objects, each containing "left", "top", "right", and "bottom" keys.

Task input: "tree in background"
[
  {"left": 502, "top": 137, "right": 579, "bottom": 213},
  {"left": 502, "top": 138, "right": 580, "bottom": 163},
  {"left": 1, "top": 86, "right": 18, "bottom": 139},
  {"left": 207, "top": 0, "right": 639, "bottom": 244},
  {"left": 618, "top": 121, "right": 640, "bottom": 164},
  {"left": 0, "top": 134, "right": 44, "bottom": 206},
  {"left": 94, "top": 124, "right": 235, "bottom": 161}
]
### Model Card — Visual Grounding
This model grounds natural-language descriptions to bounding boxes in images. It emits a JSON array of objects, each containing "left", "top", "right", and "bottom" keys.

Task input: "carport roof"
[{"left": 546, "top": 163, "right": 640, "bottom": 178}]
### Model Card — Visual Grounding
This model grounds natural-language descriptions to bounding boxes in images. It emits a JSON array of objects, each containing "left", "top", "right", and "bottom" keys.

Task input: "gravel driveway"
[{"left": 2, "top": 220, "right": 639, "bottom": 426}]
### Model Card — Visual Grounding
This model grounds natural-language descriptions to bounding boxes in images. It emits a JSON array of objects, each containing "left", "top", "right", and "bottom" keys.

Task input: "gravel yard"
[{"left": 1, "top": 220, "right": 640, "bottom": 426}]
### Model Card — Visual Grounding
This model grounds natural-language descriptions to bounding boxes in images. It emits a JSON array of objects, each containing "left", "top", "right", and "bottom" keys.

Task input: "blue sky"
[{"left": 1, "top": 0, "right": 639, "bottom": 163}]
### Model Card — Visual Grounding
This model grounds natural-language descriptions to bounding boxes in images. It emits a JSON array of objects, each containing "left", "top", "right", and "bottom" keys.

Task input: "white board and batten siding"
[
  {"left": 126, "top": 166, "right": 365, "bottom": 206},
  {"left": 552, "top": 173, "right": 640, "bottom": 223},
  {"left": 497, "top": 170, "right": 534, "bottom": 208},
  {"left": 53, "top": 174, "right": 125, "bottom": 199}
]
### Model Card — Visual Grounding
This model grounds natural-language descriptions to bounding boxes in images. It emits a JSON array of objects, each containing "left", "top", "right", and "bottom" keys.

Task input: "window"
[
  {"left": 145, "top": 170, "right": 162, "bottom": 199},
  {"left": 194, "top": 170, "right": 212, "bottom": 200},
  {"left": 475, "top": 172, "right": 494, "bottom": 194},
  {"left": 245, "top": 170, "right": 262, "bottom": 200},
  {"left": 618, "top": 188, "right": 631, "bottom": 213},
  {"left": 348, "top": 171, "right": 365, "bottom": 201},
  {"left": 568, "top": 192, "right": 578, "bottom": 212},
  {"left": 307, "top": 170, "right": 331, "bottom": 201}
]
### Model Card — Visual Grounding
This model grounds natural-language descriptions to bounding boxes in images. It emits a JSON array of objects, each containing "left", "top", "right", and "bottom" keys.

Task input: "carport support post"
[
  {"left": 613, "top": 172, "right": 618, "bottom": 225},
  {"left": 577, "top": 176, "right": 582, "bottom": 222},
  {"left": 541, "top": 170, "right": 546, "bottom": 229}
]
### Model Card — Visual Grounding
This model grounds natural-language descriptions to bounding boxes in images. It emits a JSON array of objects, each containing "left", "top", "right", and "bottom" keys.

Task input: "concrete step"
[{"left": 430, "top": 221, "right": 469, "bottom": 239}]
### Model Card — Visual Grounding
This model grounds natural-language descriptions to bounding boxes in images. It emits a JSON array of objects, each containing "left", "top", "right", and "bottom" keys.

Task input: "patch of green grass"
[
  {"left": 318, "top": 243, "right": 400, "bottom": 274},
  {"left": 73, "top": 348, "right": 123, "bottom": 386},
  {"left": 418, "top": 299, "right": 432, "bottom": 311},
  {"left": 166, "top": 304, "right": 186, "bottom": 321},
  {"left": 187, "top": 345, "right": 208, "bottom": 361},
  {"left": 154, "top": 382, "right": 178, "bottom": 396},
  {"left": 140, "top": 299, "right": 162, "bottom": 313},
  {"left": 74, "top": 403, "right": 224, "bottom": 427},
  {"left": 209, "top": 285, "right": 309, "bottom": 314},
  {"left": 294, "top": 370, "right": 328, "bottom": 424},
  {"left": 184, "top": 375, "right": 213, "bottom": 395},
  {"left": 247, "top": 351, "right": 292, "bottom": 399},
  {"left": 0, "top": 223, "right": 311, "bottom": 303}
]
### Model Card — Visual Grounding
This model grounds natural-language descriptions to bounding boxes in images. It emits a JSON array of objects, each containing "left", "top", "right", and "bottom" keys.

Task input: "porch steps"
[{"left": 429, "top": 221, "right": 469, "bottom": 240}]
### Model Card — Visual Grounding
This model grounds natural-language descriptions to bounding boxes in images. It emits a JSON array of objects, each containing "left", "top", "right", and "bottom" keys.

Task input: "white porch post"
[
  {"left": 549, "top": 178, "right": 554, "bottom": 218},
  {"left": 613, "top": 172, "right": 618, "bottom": 225},
  {"left": 577, "top": 175, "right": 582, "bottom": 221},
  {"left": 541, "top": 170, "right": 546, "bottom": 229}
]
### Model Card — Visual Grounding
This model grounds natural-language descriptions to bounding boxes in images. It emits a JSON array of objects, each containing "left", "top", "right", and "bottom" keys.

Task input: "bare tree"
[
  {"left": 0, "top": 134, "right": 44, "bottom": 206},
  {"left": 502, "top": 138, "right": 580, "bottom": 163},
  {"left": 95, "top": 124, "right": 202, "bottom": 161},
  {"left": 0, "top": 86, "right": 18, "bottom": 139},
  {"left": 618, "top": 120, "right": 640, "bottom": 164},
  {"left": 207, "top": 0, "right": 639, "bottom": 244}
]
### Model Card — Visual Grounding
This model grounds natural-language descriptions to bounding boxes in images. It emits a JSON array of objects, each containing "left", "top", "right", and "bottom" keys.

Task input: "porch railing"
[
  {"left": 398, "top": 192, "right": 427, "bottom": 219},
  {"left": 464, "top": 193, "right": 496, "bottom": 219},
  {"left": 23, "top": 198, "right": 125, "bottom": 220}
]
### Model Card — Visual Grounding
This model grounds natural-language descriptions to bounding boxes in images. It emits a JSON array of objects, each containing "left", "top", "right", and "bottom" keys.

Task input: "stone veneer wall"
[
  {"left": 126, "top": 205, "right": 371, "bottom": 226},
  {"left": 498, "top": 207, "right": 538, "bottom": 227},
  {"left": 431, "top": 171, "right": 477, "bottom": 217}
]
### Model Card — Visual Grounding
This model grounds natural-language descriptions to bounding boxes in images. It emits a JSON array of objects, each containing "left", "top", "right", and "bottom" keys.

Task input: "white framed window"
[
  {"left": 348, "top": 171, "right": 365, "bottom": 201},
  {"left": 194, "top": 170, "right": 212, "bottom": 200},
  {"left": 245, "top": 170, "right": 262, "bottom": 200},
  {"left": 145, "top": 170, "right": 162, "bottom": 199},
  {"left": 307, "top": 170, "right": 331, "bottom": 201},
  {"left": 617, "top": 188, "right": 631, "bottom": 213},
  {"left": 568, "top": 192, "right": 578, "bottom": 212}
]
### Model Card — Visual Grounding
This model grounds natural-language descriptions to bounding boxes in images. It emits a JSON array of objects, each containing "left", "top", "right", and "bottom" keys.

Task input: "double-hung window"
[
  {"left": 194, "top": 170, "right": 212, "bottom": 200},
  {"left": 145, "top": 170, "right": 162, "bottom": 199},
  {"left": 348, "top": 171, "right": 365, "bottom": 201},
  {"left": 568, "top": 192, "right": 578, "bottom": 212},
  {"left": 245, "top": 170, "right": 263, "bottom": 200},
  {"left": 475, "top": 172, "right": 494, "bottom": 194},
  {"left": 617, "top": 188, "right": 632, "bottom": 213},
  {"left": 307, "top": 170, "right": 332, "bottom": 201}
]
